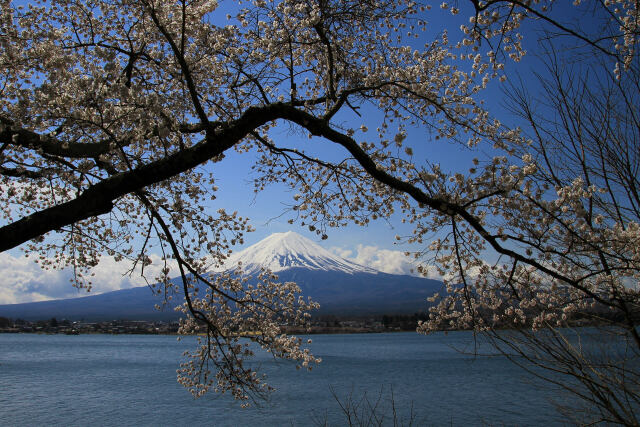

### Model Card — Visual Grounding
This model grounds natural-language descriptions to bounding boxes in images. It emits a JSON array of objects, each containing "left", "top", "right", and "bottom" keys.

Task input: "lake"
[{"left": 0, "top": 332, "right": 575, "bottom": 426}]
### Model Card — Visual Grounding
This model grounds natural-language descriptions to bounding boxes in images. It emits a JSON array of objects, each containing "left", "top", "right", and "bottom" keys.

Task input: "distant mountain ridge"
[{"left": 0, "top": 232, "right": 441, "bottom": 320}]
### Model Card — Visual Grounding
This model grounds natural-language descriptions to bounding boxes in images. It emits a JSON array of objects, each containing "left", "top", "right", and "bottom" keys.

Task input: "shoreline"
[{"left": 0, "top": 325, "right": 414, "bottom": 336}]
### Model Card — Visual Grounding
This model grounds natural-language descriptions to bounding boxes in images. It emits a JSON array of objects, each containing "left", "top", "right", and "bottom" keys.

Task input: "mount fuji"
[
  {"left": 223, "top": 231, "right": 379, "bottom": 275},
  {"left": 0, "top": 232, "right": 442, "bottom": 320}
]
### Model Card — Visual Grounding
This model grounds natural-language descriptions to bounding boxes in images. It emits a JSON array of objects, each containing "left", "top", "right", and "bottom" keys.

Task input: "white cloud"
[
  {"left": 330, "top": 247, "right": 354, "bottom": 259},
  {"left": 0, "top": 252, "right": 175, "bottom": 304},
  {"left": 330, "top": 244, "right": 442, "bottom": 279}
]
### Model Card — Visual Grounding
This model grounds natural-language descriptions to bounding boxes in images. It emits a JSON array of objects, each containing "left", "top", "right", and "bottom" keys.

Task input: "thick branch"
[
  {"left": 0, "top": 115, "right": 112, "bottom": 158},
  {"left": 0, "top": 104, "right": 289, "bottom": 251},
  {"left": 276, "top": 105, "right": 605, "bottom": 300}
]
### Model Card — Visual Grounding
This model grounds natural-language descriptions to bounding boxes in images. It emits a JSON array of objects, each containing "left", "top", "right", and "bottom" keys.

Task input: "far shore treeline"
[{"left": 0, "top": 305, "right": 623, "bottom": 336}]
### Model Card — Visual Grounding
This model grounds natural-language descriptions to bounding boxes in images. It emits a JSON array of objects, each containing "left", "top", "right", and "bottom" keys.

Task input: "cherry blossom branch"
[
  {"left": 0, "top": 115, "right": 113, "bottom": 158},
  {"left": 275, "top": 105, "right": 609, "bottom": 302},
  {"left": 0, "top": 103, "right": 291, "bottom": 251},
  {"left": 471, "top": 0, "right": 624, "bottom": 61},
  {"left": 146, "top": 1, "right": 209, "bottom": 125}
]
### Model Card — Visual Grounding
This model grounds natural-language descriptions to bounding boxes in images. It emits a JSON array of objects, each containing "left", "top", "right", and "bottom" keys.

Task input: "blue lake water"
[{"left": 0, "top": 332, "right": 575, "bottom": 426}]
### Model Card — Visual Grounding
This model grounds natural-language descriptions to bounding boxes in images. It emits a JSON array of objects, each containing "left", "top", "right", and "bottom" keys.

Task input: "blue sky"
[
  {"left": 207, "top": 3, "right": 496, "bottom": 248},
  {"left": 183, "top": 0, "right": 607, "bottom": 271}
]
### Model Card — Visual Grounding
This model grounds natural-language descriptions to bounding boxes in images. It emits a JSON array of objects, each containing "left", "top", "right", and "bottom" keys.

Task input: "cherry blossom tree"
[
  {"left": 411, "top": 2, "right": 640, "bottom": 424},
  {"left": 1, "top": 0, "right": 639, "bottom": 418}
]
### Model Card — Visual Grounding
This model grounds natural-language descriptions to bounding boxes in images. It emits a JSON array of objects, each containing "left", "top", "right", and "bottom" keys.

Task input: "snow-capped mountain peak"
[{"left": 224, "top": 231, "right": 378, "bottom": 275}]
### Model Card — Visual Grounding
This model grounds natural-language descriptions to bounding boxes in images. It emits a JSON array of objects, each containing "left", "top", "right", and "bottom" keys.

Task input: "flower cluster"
[{"left": 176, "top": 268, "right": 319, "bottom": 404}]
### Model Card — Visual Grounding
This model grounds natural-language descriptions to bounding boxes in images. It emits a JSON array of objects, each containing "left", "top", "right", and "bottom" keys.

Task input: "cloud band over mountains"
[{"left": 1, "top": 232, "right": 438, "bottom": 304}]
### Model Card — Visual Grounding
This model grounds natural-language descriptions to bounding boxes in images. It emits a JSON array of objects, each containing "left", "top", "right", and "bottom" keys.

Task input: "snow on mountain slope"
[{"left": 224, "top": 231, "right": 379, "bottom": 275}]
